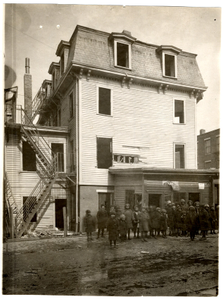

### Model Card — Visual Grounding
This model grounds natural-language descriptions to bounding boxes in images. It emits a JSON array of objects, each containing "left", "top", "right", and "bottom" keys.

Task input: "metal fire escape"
[{"left": 13, "top": 109, "right": 59, "bottom": 237}]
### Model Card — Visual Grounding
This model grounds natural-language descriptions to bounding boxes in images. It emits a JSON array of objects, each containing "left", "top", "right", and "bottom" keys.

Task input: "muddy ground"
[{"left": 2, "top": 232, "right": 219, "bottom": 296}]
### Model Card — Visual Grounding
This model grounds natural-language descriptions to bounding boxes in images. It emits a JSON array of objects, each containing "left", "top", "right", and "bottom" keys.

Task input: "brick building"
[
  {"left": 197, "top": 128, "right": 220, "bottom": 170},
  {"left": 4, "top": 25, "right": 219, "bottom": 237}
]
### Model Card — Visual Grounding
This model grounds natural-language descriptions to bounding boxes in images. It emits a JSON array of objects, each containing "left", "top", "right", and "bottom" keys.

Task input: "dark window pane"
[
  {"left": 23, "top": 142, "right": 36, "bottom": 171},
  {"left": 97, "top": 137, "right": 112, "bottom": 169},
  {"left": 175, "top": 100, "right": 184, "bottom": 123},
  {"left": 99, "top": 87, "right": 111, "bottom": 115},
  {"left": 165, "top": 54, "right": 175, "bottom": 77},
  {"left": 175, "top": 145, "right": 185, "bottom": 168},
  {"left": 117, "top": 43, "right": 129, "bottom": 68}
]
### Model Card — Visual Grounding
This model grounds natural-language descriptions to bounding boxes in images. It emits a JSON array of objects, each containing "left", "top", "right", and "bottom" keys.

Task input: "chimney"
[
  {"left": 24, "top": 58, "right": 32, "bottom": 123},
  {"left": 200, "top": 129, "right": 206, "bottom": 135}
]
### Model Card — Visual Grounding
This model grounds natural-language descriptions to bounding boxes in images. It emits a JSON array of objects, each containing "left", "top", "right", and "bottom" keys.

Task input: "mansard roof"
[{"left": 55, "top": 25, "right": 206, "bottom": 90}]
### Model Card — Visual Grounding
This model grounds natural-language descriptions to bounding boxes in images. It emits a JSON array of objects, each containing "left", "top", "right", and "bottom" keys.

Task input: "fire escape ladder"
[
  {"left": 20, "top": 108, "right": 55, "bottom": 178},
  {"left": 15, "top": 175, "right": 57, "bottom": 238},
  {"left": 14, "top": 108, "right": 58, "bottom": 237},
  {"left": 4, "top": 172, "right": 19, "bottom": 215}
]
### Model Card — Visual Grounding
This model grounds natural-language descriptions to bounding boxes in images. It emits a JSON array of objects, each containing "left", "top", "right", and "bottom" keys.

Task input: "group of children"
[{"left": 83, "top": 200, "right": 219, "bottom": 247}]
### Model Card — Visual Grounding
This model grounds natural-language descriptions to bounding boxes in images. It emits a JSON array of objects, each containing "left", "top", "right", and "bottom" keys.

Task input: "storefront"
[{"left": 109, "top": 166, "right": 219, "bottom": 209}]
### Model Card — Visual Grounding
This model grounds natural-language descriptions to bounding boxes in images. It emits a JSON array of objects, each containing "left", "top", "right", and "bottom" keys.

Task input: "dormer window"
[
  {"left": 157, "top": 45, "right": 181, "bottom": 79},
  {"left": 60, "top": 54, "right": 64, "bottom": 76},
  {"left": 164, "top": 53, "right": 176, "bottom": 77},
  {"left": 55, "top": 40, "right": 70, "bottom": 77},
  {"left": 115, "top": 41, "right": 130, "bottom": 68},
  {"left": 109, "top": 30, "right": 136, "bottom": 70}
]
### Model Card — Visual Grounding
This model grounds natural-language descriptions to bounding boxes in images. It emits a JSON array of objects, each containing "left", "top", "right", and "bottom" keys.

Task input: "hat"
[{"left": 86, "top": 209, "right": 91, "bottom": 214}]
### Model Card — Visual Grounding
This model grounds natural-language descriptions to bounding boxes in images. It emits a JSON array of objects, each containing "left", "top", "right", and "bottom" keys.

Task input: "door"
[
  {"left": 55, "top": 199, "right": 66, "bottom": 229},
  {"left": 52, "top": 143, "right": 64, "bottom": 172},
  {"left": 98, "top": 193, "right": 113, "bottom": 213},
  {"left": 148, "top": 194, "right": 161, "bottom": 208},
  {"left": 188, "top": 193, "right": 200, "bottom": 204}
]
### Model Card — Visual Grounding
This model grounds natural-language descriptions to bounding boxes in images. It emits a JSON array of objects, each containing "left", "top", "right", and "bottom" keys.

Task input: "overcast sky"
[{"left": 4, "top": 3, "right": 221, "bottom": 134}]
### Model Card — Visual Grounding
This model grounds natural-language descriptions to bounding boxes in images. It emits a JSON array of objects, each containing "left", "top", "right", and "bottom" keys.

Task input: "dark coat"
[
  {"left": 132, "top": 211, "right": 140, "bottom": 227},
  {"left": 139, "top": 211, "right": 149, "bottom": 232},
  {"left": 97, "top": 209, "right": 108, "bottom": 229},
  {"left": 175, "top": 210, "right": 183, "bottom": 229},
  {"left": 119, "top": 219, "right": 127, "bottom": 236},
  {"left": 107, "top": 217, "right": 119, "bottom": 240},
  {"left": 124, "top": 209, "right": 133, "bottom": 229},
  {"left": 186, "top": 211, "right": 197, "bottom": 232},
  {"left": 160, "top": 213, "right": 168, "bottom": 231},
  {"left": 151, "top": 211, "right": 161, "bottom": 230},
  {"left": 83, "top": 214, "right": 95, "bottom": 233},
  {"left": 199, "top": 208, "right": 210, "bottom": 231}
]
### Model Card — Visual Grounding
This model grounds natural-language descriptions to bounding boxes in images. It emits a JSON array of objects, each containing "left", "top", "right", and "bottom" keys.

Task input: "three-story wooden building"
[{"left": 4, "top": 25, "right": 219, "bottom": 236}]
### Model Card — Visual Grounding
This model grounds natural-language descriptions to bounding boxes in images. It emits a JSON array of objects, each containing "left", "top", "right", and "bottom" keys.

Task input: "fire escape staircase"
[
  {"left": 14, "top": 109, "right": 59, "bottom": 237},
  {"left": 4, "top": 172, "right": 19, "bottom": 237},
  {"left": 14, "top": 109, "right": 75, "bottom": 238}
]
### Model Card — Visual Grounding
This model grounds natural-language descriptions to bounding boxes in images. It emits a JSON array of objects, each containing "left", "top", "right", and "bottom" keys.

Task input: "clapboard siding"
[
  {"left": 80, "top": 76, "right": 196, "bottom": 185},
  {"left": 5, "top": 130, "right": 68, "bottom": 229}
]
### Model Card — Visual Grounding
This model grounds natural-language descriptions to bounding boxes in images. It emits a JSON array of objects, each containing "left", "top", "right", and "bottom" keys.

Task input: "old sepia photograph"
[{"left": 2, "top": 2, "right": 221, "bottom": 296}]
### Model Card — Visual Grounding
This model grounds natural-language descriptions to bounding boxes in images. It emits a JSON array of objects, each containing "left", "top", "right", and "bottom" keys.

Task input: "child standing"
[
  {"left": 83, "top": 210, "right": 95, "bottom": 241},
  {"left": 107, "top": 212, "right": 119, "bottom": 248},
  {"left": 160, "top": 209, "right": 168, "bottom": 238},
  {"left": 139, "top": 207, "right": 149, "bottom": 242},
  {"left": 132, "top": 206, "right": 140, "bottom": 238},
  {"left": 119, "top": 214, "right": 127, "bottom": 241}
]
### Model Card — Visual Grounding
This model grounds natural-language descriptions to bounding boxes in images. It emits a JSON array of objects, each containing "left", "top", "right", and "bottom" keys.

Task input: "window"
[
  {"left": 70, "top": 140, "right": 75, "bottom": 173},
  {"left": 204, "top": 139, "right": 211, "bottom": 155},
  {"left": 23, "top": 196, "right": 37, "bottom": 222},
  {"left": 69, "top": 92, "right": 74, "bottom": 118},
  {"left": 174, "top": 100, "right": 185, "bottom": 124},
  {"left": 204, "top": 160, "right": 211, "bottom": 169},
  {"left": 60, "top": 54, "right": 64, "bottom": 75},
  {"left": 216, "top": 135, "right": 220, "bottom": 152},
  {"left": 163, "top": 53, "right": 176, "bottom": 77},
  {"left": 98, "top": 192, "right": 114, "bottom": 213},
  {"left": 52, "top": 143, "right": 64, "bottom": 172},
  {"left": 115, "top": 41, "right": 131, "bottom": 69},
  {"left": 175, "top": 144, "right": 185, "bottom": 168},
  {"left": 97, "top": 137, "right": 112, "bottom": 169},
  {"left": 98, "top": 87, "right": 111, "bottom": 115},
  {"left": 23, "top": 141, "right": 36, "bottom": 171}
]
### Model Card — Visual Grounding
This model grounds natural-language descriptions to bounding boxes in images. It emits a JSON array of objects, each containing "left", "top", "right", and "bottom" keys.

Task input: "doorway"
[
  {"left": 52, "top": 143, "right": 64, "bottom": 172},
  {"left": 55, "top": 199, "right": 66, "bottom": 229},
  {"left": 148, "top": 194, "right": 161, "bottom": 208},
  {"left": 189, "top": 193, "right": 200, "bottom": 204}
]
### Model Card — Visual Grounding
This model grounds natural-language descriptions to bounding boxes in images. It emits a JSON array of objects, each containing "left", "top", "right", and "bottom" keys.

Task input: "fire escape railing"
[{"left": 13, "top": 109, "right": 59, "bottom": 237}]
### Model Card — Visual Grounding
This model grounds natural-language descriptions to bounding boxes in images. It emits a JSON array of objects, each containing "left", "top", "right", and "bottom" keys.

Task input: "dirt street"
[{"left": 2, "top": 232, "right": 218, "bottom": 296}]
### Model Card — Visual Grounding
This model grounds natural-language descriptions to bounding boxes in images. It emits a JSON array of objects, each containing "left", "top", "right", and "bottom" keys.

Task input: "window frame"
[
  {"left": 114, "top": 40, "right": 132, "bottom": 70},
  {"left": 22, "top": 141, "right": 37, "bottom": 171},
  {"left": 69, "top": 91, "right": 74, "bottom": 119},
  {"left": 173, "top": 98, "right": 186, "bottom": 124},
  {"left": 97, "top": 190, "right": 114, "bottom": 212},
  {"left": 204, "top": 138, "right": 211, "bottom": 155},
  {"left": 204, "top": 160, "right": 212, "bottom": 169},
  {"left": 174, "top": 143, "right": 185, "bottom": 169},
  {"left": 97, "top": 86, "right": 113, "bottom": 116},
  {"left": 96, "top": 136, "right": 113, "bottom": 169},
  {"left": 162, "top": 52, "right": 177, "bottom": 78}
]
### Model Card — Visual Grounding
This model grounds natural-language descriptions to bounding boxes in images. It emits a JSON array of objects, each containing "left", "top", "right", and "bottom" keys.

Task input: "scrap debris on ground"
[{"left": 3, "top": 232, "right": 219, "bottom": 296}]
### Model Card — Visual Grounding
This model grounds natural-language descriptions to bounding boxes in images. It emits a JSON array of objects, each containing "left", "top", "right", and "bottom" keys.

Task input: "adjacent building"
[
  {"left": 197, "top": 128, "right": 220, "bottom": 170},
  {"left": 4, "top": 25, "right": 219, "bottom": 237}
]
